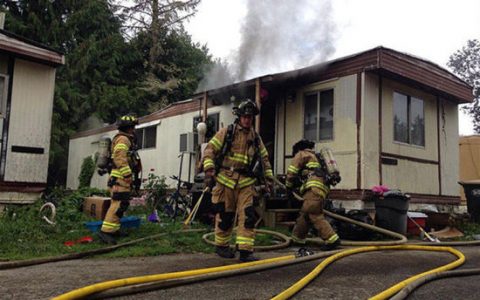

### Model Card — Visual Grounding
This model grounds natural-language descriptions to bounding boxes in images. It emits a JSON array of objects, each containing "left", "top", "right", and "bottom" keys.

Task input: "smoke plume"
[
  {"left": 197, "top": 0, "right": 337, "bottom": 91},
  {"left": 235, "top": 0, "right": 336, "bottom": 80}
]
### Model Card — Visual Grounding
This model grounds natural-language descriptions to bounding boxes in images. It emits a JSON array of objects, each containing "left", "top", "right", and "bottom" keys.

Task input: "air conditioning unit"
[{"left": 179, "top": 132, "right": 198, "bottom": 153}]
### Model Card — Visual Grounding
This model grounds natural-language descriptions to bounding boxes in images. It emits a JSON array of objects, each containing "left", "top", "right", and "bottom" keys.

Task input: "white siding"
[
  {"left": 362, "top": 73, "right": 380, "bottom": 189},
  {"left": 439, "top": 98, "right": 459, "bottom": 196},
  {"left": 281, "top": 75, "right": 358, "bottom": 189},
  {"left": 4, "top": 59, "right": 55, "bottom": 183},
  {"left": 380, "top": 78, "right": 439, "bottom": 194},
  {"left": 67, "top": 104, "right": 234, "bottom": 190},
  {"left": 67, "top": 131, "right": 115, "bottom": 189}
]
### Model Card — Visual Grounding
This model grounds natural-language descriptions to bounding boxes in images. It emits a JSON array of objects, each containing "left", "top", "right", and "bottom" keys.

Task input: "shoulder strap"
[
  {"left": 222, "top": 124, "right": 235, "bottom": 155},
  {"left": 215, "top": 124, "right": 235, "bottom": 172}
]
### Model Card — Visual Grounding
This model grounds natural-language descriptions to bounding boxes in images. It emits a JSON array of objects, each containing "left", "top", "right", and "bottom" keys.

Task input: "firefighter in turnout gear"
[
  {"left": 286, "top": 139, "right": 340, "bottom": 251},
  {"left": 97, "top": 114, "right": 142, "bottom": 244},
  {"left": 203, "top": 99, "right": 274, "bottom": 262}
]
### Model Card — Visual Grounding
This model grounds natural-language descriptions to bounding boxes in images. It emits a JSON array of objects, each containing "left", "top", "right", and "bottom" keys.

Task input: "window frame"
[
  {"left": 135, "top": 125, "right": 157, "bottom": 150},
  {"left": 303, "top": 88, "right": 335, "bottom": 142},
  {"left": 193, "top": 112, "right": 220, "bottom": 141},
  {"left": 392, "top": 91, "right": 425, "bottom": 148},
  {"left": 0, "top": 74, "right": 9, "bottom": 117}
]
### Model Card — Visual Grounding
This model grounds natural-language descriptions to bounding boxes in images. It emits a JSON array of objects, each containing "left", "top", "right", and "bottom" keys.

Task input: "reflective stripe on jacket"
[
  {"left": 110, "top": 133, "right": 133, "bottom": 179},
  {"left": 203, "top": 124, "right": 273, "bottom": 189},
  {"left": 286, "top": 149, "right": 329, "bottom": 195}
]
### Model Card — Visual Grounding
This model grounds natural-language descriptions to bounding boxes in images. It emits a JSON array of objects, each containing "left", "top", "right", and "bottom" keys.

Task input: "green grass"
[
  {"left": 0, "top": 189, "right": 292, "bottom": 261},
  {"left": 457, "top": 221, "right": 480, "bottom": 240}
]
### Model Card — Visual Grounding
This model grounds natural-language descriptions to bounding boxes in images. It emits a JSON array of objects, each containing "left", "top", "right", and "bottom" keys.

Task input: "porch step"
[{"left": 263, "top": 208, "right": 300, "bottom": 228}]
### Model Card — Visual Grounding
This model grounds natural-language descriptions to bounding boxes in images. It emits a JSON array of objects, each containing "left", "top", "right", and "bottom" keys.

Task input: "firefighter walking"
[
  {"left": 97, "top": 114, "right": 142, "bottom": 244},
  {"left": 286, "top": 139, "right": 341, "bottom": 251},
  {"left": 203, "top": 99, "right": 274, "bottom": 262}
]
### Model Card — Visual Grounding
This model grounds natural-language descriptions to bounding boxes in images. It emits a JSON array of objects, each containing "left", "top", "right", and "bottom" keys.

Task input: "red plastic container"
[{"left": 407, "top": 212, "right": 428, "bottom": 236}]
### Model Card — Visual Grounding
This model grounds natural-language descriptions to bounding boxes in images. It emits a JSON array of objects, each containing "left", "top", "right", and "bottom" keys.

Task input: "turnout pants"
[
  {"left": 292, "top": 187, "right": 338, "bottom": 244},
  {"left": 101, "top": 177, "right": 131, "bottom": 233},
  {"left": 212, "top": 183, "right": 257, "bottom": 251}
]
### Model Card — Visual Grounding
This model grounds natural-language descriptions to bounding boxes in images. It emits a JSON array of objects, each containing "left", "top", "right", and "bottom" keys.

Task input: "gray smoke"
[
  {"left": 197, "top": 58, "right": 235, "bottom": 92},
  {"left": 236, "top": 0, "right": 336, "bottom": 80},
  {"left": 197, "top": 0, "right": 336, "bottom": 91}
]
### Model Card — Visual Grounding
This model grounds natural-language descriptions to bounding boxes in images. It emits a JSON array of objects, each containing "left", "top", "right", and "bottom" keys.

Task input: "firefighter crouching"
[
  {"left": 203, "top": 99, "right": 274, "bottom": 262},
  {"left": 286, "top": 139, "right": 341, "bottom": 251},
  {"left": 97, "top": 115, "right": 142, "bottom": 244}
]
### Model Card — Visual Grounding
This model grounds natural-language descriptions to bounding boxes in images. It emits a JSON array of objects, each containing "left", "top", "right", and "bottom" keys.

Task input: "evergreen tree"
[
  {"left": 1, "top": 0, "right": 216, "bottom": 186},
  {"left": 448, "top": 40, "right": 480, "bottom": 133},
  {"left": 2, "top": 0, "right": 144, "bottom": 185}
]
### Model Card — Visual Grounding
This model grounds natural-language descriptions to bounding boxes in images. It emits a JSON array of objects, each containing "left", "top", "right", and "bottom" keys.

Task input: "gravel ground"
[{"left": 0, "top": 246, "right": 479, "bottom": 299}]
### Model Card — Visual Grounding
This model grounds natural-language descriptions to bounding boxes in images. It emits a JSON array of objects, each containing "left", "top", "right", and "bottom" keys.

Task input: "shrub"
[
  {"left": 78, "top": 156, "right": 95, "bottom": 188},
  {"left": 143, "top": 173, "right": 169, "bottom": 211}
]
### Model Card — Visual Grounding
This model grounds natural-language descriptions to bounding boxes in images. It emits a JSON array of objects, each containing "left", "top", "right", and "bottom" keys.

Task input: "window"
[
  {"left": 135, "top": 125, "right": 157, "bottom": 149},
  {"left": 393, "top": 92, "right": 425, "bottom": 146},
  {"left": 193, "top": 113, "right": 219, "bottom": 140},
  {"left": 303, "top": 89, "right": 334, "bottom": 141},
  {"left": 0, "top": 74, "right": 8, "bottom": 117}
]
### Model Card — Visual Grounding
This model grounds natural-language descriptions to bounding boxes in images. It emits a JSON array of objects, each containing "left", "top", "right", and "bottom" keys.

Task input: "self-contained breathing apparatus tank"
[
  {"left": 96, "top": 135, "right": 112, "bottom": 176},
  {"left": 316, "top": 147, "right": 341, "bottom": 186}
]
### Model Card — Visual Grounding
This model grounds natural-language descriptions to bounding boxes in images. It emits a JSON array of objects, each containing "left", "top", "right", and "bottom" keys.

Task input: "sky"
[{"left": 184, "top": 0, "right": 480, "bottom": 135}]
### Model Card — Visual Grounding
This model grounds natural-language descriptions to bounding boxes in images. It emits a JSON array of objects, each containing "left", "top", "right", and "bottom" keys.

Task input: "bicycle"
[{"left": 164, "top": 175, "right": 193, "bottom": 221}]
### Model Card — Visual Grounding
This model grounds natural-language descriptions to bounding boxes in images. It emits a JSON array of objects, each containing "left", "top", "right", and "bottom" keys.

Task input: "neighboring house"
[
  {"left": 0, "top": 28, "right": 64, "bottom": 204},
  {"left": 67, "top": 46, "right": 473, "bottom": 210}
]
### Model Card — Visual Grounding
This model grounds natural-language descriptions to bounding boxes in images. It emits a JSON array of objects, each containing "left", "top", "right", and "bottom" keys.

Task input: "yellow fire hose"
[
  {"left": 49, "top": 179, "right": 473, "bottom": 299},
  {"left": 53, "top": 245, "right": 465, "bottom": 300},
  {"left": 271, "top": 245, "right": 465, "bottom": 300},
  {"left": 52, "top": 255, "right": 296, "bottom": 300}
]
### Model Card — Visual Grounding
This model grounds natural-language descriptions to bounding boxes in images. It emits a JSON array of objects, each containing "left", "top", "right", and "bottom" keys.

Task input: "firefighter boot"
[
  {"left": 215, "top": 246, "right": 235, "bottom": 259},
  {"left": 239, "top": 250, "right": 259, "bottom": 262},
  {"left": 97, "top": 231, "right": 117, "bottom": 245},
  {"left": 320, "top": 238, "right": 341, "bottom": 251}
]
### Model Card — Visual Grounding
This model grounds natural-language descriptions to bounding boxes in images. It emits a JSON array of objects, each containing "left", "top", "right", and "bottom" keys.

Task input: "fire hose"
[
  {"left": 52, "top": 244, "right": 466, "bottom": 300},
  {"left": 0, "top": 229, "right": 205, "bottom": 270},
  {"left": 51, "top": 188, "right": 463, "bottom": 300},
  {"left": 7, "top": 179, "right": 479, "bottom": 299}
]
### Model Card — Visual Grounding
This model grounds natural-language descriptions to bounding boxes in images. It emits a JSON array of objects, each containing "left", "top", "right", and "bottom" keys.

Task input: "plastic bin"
[
  {"left": 374, "top": 192, "right": 410, "bottom": 235},
  {"left": 407, "top": 212, "right": 428, "bottom": 236},
  {"left": 459, "top": 180, "right": 480, "bottom": 223},
  {"left": 84, "top": 216, "right": 141, "bottom": 233}
]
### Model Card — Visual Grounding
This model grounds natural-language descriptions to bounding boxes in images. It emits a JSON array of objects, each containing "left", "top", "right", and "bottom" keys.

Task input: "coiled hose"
[{"left": 271, "top": 245, "right": 465, "bottom": 300}]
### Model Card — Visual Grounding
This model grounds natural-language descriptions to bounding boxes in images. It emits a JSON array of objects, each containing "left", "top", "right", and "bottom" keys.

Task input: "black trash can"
[
  {"left": 374, "top": 191, "right": 410, "bottom": 235},
  {"left": 459, "top": 180, "right": 480, "bottom": 223}
]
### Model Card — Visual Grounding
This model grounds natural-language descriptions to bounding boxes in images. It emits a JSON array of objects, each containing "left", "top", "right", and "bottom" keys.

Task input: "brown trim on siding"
[
  {"left": 203, "top": 92, "right": 208, "bottom": 122},
  {"left": 0, "top": 56, "right": 14, "bottom": 180},
  {"left": 437, "top": 96, "right": 442, "bottom": 195},
  {"left": 408, "top": 193, "right": 460, "bottom": 205},
  {"left": 329, "top": 189, "right": 460, "bottom": 205},
  {"left": 378, "top": 74, "right": 383, "bottom": 185},
  {"left": 381, "top": 152, "right": 438, "bottom": 165},
  {"left": 329, "top": 189, "right": 373, "bottom": 201},
  {"left": 356, "top": 73, "right": 362, "bottom": 189},
  {"left": 379, "top": 50, "right": 471, "bottom": 103},
  {"left": 0, "top": 181, "right": 46, "bottom": 193}
]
